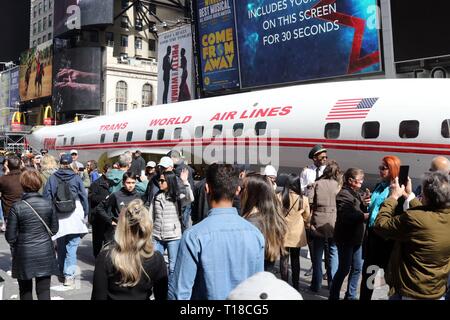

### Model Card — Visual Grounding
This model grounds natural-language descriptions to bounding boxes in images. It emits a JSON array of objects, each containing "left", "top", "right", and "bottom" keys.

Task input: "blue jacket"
[
  {"left": 43, "top": 169, "right": 89, "bottom": 216},
  {"left": 168, "top": 207, "right": 265, "bottom": 300}
]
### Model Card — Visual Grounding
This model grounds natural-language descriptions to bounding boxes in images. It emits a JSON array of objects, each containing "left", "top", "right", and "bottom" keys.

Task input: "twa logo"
[{"left": 171, "top": 128, "right": 280, "bottom": 169}]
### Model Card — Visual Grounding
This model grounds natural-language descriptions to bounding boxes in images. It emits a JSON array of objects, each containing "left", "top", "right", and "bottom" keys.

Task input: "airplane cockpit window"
[
  {"left": 325, "top": 123, "right": 340, "bottom": 139},
  {"left": 399, "top": 120, "right": 419, "bottom": 139},
  {"left": 255, "top": 121, "right": 267, "bottom": 136},
  {"left": 126, "top": 131, "right": 133, "bottom": 142},
  {"left": 100, "top": 134, "right": 106, "bottom": 143},
  {"left": 113, "top": 132, "right": 120, "bottom": 143},
  {"left": 174, "top": 127, "right": 182, "bottom": 140},
  {"left": 213, "top": 125, "right": 223, "bottom": 138},
  {"left": 362, "top": 121, "right": 380, "bottom": 139},
  {"left": 70, "top": 137, "right": 75, "bottom": 145},
  {"left": 157, "top": 129, "right": 165, "bottom": 140},
  {"left": 146, "top": 130, "right": 153, "bottom": 141},
  {"left": 195, "top": 126, "right": 204, "bottom": 138},
  {"left": 233, "top": 123, "right": 244, "bottom": 137},
  {"left": 63, "top": 137, "right": 67, "bottom": 145},
  {"left": 441, "top": 120, "right": 450, "bottom": 138}
]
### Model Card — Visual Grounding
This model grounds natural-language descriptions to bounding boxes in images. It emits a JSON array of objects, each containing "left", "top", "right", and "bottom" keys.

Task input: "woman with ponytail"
[{"left": 92, "top": 199, "right": 168, "bottom": 300}]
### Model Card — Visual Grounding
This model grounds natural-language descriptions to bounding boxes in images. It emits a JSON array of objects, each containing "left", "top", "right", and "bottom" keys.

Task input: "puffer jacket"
[{"left": 5, "top": 193, "right": 59, "bottom": 280}]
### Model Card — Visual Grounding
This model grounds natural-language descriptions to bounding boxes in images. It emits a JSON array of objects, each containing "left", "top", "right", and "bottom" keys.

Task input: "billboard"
[
  {"left": 53, "top": 44, "right": 102, "bottom": 112},
  {"left": 54, "top": 0, "right": 114, "bottom": 37},
  {"left": 234, "top": 0, "right": 382, "bottom": 88},
  {"left": 9, "top": 67, "right": 19, "bottom": 108},
  {"left": 0, "top": 70, "right": 10, "bottom": 109},
  {"left": 196, "top": 0, "right": 240, "bottom": 93},
  {"left": 19, "top": 41, "right": 53, "bottom": 101},
  {"left": 157, "top": 25, "right": 195, "bottom": 105}
]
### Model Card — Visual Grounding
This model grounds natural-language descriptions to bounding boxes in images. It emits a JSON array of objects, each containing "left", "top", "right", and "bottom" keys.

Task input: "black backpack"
[{"left": 54, "top": 176, "right": 76, "bottom": 214}]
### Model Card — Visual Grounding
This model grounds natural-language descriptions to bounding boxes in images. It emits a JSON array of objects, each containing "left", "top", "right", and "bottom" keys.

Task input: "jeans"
[
  {"left": 18, "top": 276, "right": 51, "bottom": 300},
  {"left": 57, "top": 234, "right": 81, "bottom": 278},
  {"left": 182, "top": 204, "right": 192, "bottom": 231},
  {"left": 153, "top": 238, "right": 181, "bottom": 278},
  {"left": 329, "top": 244, "right": 363, "bottom": 300},
  {"left": 311, "top": 236, "right": 338, "bottom": 291},
  {"left": 0, "top": 200, "right": 4, "bottom": 222},
  {"left": 280, "top": 247, "right": 301, "bottom": 290}
]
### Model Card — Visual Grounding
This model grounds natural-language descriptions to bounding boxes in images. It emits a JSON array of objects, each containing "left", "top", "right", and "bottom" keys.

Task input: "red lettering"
[
  {"left": 159, "top": 118, "right": 168, "bottom": 126},
  {"left": 279, "top": 106, "right": 293, "bottom": 116},
  {"left": 268, "top": 107, "right": 280, "bottom": 117},
  {"left": 100, "top": 125, "right": 106, "bottom": 131},
  {"left": 249, "top": 109, "right": 258, "bottom": 118},
  {"left": 182, "top": 116, "right": 192, "bottom": 124},
  {"left": 174, "top": 117, "right": 182, "bottom": 125},
  {"left": 210, "top": 113, "right": 221, "bottom": 121},
  {"left": 255, "top": 108, "right": 269, "bottom": 118},
  {"left": 167, "top": 118, "right": 175, "bottom": 125},
  {"left": 240, "top": 110, "right": 249, "bottom": 119},
  {"left": 220, "top": 112, "right": 227, "bottom": 121},
  {"left": 226, "top": 111, "right": 237, "bottom": 120},
  {"left": 120, "top": 122, "right": 128, "bottom": 129},
  {"left": 150, "top": 119, "right": 160, "bottom": 126}
]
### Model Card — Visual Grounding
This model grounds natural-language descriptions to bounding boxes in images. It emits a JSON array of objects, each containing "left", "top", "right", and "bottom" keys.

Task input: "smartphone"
[{"left": 398, "top": 165, "right": 409, "bottom": 186}]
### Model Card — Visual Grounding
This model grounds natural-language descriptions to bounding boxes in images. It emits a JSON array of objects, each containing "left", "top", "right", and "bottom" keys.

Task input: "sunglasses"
[
  {"left": 379, "top": 165, "right": 389, "bottom": 171},
  {"left": 158, "top": 179, "right": 166, "bottom": 184}
]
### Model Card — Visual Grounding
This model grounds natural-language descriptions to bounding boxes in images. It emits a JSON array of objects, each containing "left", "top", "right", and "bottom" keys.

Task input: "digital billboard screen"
[
  {"left": 234, "top": 0, "right": 382, "bottom": 89},
  {"left": 19, "top": 41, "right": 53, "bottom": 101},
  {"left": 196, "top": 0, "right": 240, "bottom": 93},
  {"left": 54, "top": 0, "right": 114, "bottom": 37},
  {"left": 9, "top": 67, "right": 19, "bottom": 108},
  {"left": 52, "top": 44, "right": 102, "bottom": 112}
]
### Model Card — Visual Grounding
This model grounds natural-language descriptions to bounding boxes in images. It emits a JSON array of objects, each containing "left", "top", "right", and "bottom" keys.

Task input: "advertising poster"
[
  {"left": 157, "top": 25, "right": 194, "bottom": 105},
  {"left": 53, "top": 44, "right": 102, "bottom": 112},
  {"left": 197, "top": 0, "right": 240, "bottom": 92},
  {"left": 235, "top": 0, "right": 382, "bottom": 88},
  {"left": 0, "top": 70, "right": 10, "bottom": 109},
  {"left": 9, "top": 67, "right": 20, "bottom": 108},
  {"left": 54, "top": 0, "right": 114, "bottom": 37},
  {"left": 19, "top": 41, "right": 53, "bottom": 101}
]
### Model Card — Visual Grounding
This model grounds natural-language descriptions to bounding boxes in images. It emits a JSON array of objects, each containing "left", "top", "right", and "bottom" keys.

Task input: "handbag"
[{"left": 22, "top": 200, "right": 54, "bottom": 238}]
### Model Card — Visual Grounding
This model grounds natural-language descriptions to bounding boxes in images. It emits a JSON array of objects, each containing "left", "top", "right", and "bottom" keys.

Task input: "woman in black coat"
[{"left": 6, "top": 170, "right": 59, "bottom": 300}]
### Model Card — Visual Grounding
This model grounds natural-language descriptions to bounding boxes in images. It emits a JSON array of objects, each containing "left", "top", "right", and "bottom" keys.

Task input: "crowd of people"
[{"left": 0, "top": 145, "right": 449, "bottom": 301}]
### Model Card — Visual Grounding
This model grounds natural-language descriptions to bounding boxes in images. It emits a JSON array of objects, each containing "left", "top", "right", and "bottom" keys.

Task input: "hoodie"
[
  {"left": 43, "top": 169, "right": 89, "bottom": 216},
  {"left": 106, "top": 169, "right": 125, "bottom": 194}
]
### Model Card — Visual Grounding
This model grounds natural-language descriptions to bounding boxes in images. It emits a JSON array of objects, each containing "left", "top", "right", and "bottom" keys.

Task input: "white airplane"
[{"left": 26, "top": 79, "right": 450, "bottom": 184}]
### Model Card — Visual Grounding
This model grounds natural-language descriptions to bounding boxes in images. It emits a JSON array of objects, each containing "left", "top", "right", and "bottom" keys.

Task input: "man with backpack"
[{"left": 43, "top": 154, "right": 89, "bottom": 287}]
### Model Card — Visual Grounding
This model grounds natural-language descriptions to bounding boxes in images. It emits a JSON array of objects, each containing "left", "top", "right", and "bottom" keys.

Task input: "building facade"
[{"left": 30, "top": 0, "right": 54, "bottom": 48}]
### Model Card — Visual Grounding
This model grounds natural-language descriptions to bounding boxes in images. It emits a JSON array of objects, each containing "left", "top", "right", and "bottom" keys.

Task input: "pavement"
[{"left": 0, "top": 231, "right": 389, "bottom": 300}]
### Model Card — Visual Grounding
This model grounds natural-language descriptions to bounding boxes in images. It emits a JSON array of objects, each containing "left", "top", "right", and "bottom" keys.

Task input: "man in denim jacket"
[{"left": 168, "top": 164, "right": 264, "bottom": 300}]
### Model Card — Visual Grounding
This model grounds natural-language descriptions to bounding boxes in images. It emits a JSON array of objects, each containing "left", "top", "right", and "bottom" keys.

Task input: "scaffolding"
[{"left": 0, "top": 125, "right": 33, "bottom": 154}]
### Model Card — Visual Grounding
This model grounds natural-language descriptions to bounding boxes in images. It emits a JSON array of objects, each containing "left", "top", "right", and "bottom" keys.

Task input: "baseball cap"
[
  {"left": 60, "top": 153, "right": 73, "bottom": 164},
  {"left": 146, "top": 161, "right": 156, "bottom": 168},
  {"left": 227, "top": 272, "right": 303, "bottom": 300},
  {"left": 158, "top": 156, "right": 174, "bottom": 168},
  {"left": 263, "top": 165, "right": 277, "bottom": 177},
  {"left": 70, "top": 149, "right": 78, "bottom": 155}
]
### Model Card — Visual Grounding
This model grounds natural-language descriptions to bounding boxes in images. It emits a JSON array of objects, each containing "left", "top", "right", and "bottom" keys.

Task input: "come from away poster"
[{"left": 197, "top": 0, "right": 240, "bottom": 93}]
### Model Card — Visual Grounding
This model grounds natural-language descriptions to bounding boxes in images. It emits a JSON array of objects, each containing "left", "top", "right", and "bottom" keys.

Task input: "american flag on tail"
[{"left": 326, "top": 98, "right": 379, "bottom": 120}]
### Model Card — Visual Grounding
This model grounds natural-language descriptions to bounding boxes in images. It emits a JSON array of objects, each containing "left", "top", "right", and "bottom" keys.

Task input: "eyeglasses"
[
  {"left": 378, "top": 165, "right": 389, "bottom": 171},
  {"left": 158, "top": 179, "right": 166, "bottom": 184},
  {"left": 318, "top": 156, "right": 328, "bottom": 160},
  {"left": 352, "top": 178, "right": 364, "bottom": 184}
]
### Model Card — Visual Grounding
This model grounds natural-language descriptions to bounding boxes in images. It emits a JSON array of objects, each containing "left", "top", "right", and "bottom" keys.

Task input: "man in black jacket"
[
  {"left": 88, "top": 164, "right": 111, "bottom": 257},
  {"left": 130, "top": 150, "right": 146, "bottom": 178},
  {"left": 96, "top": 171, "right": 140, "bottom": 244}
]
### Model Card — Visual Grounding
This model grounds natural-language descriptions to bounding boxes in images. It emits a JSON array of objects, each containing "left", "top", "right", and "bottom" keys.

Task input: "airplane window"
[
  {"left": 174, "top": 127, "right": 182, "bottom": 140},
  {"left": 100, "top": 134, "right": 106, "bottom": 143},
  {"left": 63, "top": 137, "right": 67, "bottom": 145},
  {"left": 145, "top": 130, "right": 153, "bottom": 141},
  {"left": 324, "top": 123, "right": 340, "bottom": 139},
  {"left": 126, "top": 131, "right": 133, "bottom": 142},
  {"left": 157, "top": 129, "right": 165, "bottom": 140},
  {"left": 113, "top": 132, "right": 120, "bottom": 142},
  {"left": 213, "top": 125, "right": 223, "bottom": 138},
  {"left": 233, "top": 123, "right": 244, "bottom": 137},
  {"left": 441, "top": 120, "right": 450, "bottom": 138},
  {"left": 399, "top": 120, "right": 419, "bottom": 139},
  {"left": 255, "top": 122, "right": 267, "bottom": 136},
  {"left": 70, "top": 137, "right": 75, "bottom": 145},
  {"left": 195, "top": 126, "right": 204, "bottom": 138},
  {"left": 362, "top": 121, "right": 380, "bottom": 139}
]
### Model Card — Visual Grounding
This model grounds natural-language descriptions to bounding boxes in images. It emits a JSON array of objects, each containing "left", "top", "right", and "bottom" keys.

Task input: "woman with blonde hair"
[
  {"left": 92, "top": 199, "right": 168, "bottom": 300},
  {"left": 241, "top": 174, "right": 287, "bottom": 273},
  {"left": 39, "top": 155, "right": 58, "bottom": 193}
]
